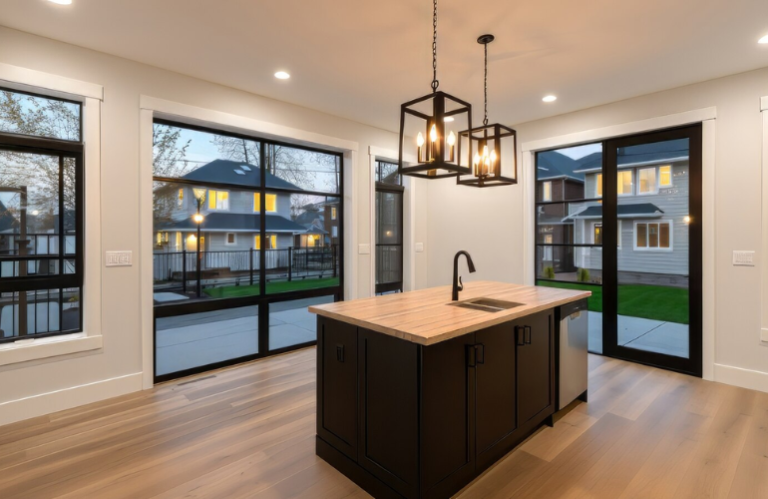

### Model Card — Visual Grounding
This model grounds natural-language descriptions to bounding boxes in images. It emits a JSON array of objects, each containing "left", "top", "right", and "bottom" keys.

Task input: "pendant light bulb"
[
  {"left": 447, "top": 131, "right": 456, "bottom": 146},
  {"left": 490, "top": 149, "right": 497, "bottom": 164},
  {"left": 417, "top": 132, "right": 425, "bottom": 147},
  {"left": 430, "top": 124, "right": 438, "bottom": 142},
  {"left": 473, "top": 153, "right": 480, "bottom": 166}
]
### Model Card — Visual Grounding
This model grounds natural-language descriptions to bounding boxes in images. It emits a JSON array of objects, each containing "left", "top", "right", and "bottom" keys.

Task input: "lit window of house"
[
  {"left": 254, "top": 234, "right": 277, "bottom": 249},
  {"left": 617, "top": 170, "right": 633, "bottom": 195},
  {"left": 659, "top": 165, "right": 672, "bottom": 187},
  {"left": 635, "top": 222, "right": 671, "bottom": 250},
  {"left": 178, "top": 188, "right": 184, "bottom": 207},
  {"left": 542, "top": 181, "right": 552, "bottom": 202},
  {"left": 253, "top": 193, "right": 277, "bottom": 212},
  {"left": 595, "top": 173, "right": 603, "bottom": 198},
  {"left": 331, "top": 207, "right": 337, "bottom": 220},
  {"left": 208, "top": 190, "right": 229, "bottom": 210}
]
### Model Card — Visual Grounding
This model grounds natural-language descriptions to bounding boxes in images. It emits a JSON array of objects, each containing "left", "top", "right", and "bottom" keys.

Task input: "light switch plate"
[
  {"left": 732, "top": 250, "right": 755, "bottom": 266},
  {"left": 106, "top": 251, "right": 132, "bottom": 267},
  {"left": 761, "top": 328, "right": 768, "bottom": 343},
  {"left": 415, "top": 242, "right": 424, "bottom": 253},
  {"left": 358, "top": 244, "right": 371, "bottom": 255}
]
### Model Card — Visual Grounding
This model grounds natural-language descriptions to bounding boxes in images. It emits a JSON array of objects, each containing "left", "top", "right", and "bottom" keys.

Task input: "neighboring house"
[
  {"left": 153, "top": 159, "right": 309, "bottom": 255},
  {"left": 294, "top": 199, "right": 341, "bottom": 247},
  {"left": 536, "top": 151, "right": 585, "bottom": 274},
  {"left": 564, "top": 139, "right": 690, "bottom": 286}
]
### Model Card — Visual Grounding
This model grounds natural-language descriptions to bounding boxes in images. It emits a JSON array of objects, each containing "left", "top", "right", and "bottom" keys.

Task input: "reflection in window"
[
  {"left": 254, "top": 193, "right": 277, "bottom": 212},
  {"left": 659, "top": 165, "right": 672, "bottom": 187},
  {"left": 0, "top": 88, "right": 81, "bottom": 141}
]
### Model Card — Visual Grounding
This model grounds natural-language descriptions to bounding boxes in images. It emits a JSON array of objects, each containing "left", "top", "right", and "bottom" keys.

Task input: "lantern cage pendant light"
[
  {"left": 456, "top": 34, "right": 518, "bottom": 188},
  {"left": 398, "top": 0, "right": 473, "bottom": 179}
]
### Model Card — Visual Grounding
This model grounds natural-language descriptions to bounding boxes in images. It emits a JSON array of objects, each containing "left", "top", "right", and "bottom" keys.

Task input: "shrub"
[
  {"left": 576, "top": 268, "right": 590, "bottom": 283},
  {"left": 543, "top": 266, "right": 555, "bottom": 279}
]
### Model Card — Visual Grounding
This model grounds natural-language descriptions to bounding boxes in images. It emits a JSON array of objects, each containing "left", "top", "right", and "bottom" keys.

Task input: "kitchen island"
[{"left": 309, "top": 281, "right": 590, "bottom": 499}]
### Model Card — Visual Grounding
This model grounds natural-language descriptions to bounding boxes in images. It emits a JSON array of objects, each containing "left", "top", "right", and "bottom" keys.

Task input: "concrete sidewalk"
[{"left": 588, "top": 311, "right": 689, "bottom": 358}]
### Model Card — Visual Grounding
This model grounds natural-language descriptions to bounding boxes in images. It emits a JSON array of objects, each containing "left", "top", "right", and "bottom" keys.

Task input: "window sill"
[{"left": 0, "top": 333, "right": 102, "bottom": 367}]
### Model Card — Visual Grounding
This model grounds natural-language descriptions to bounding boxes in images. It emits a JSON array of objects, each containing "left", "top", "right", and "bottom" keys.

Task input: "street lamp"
[{"left": 192, "top": 188, "right": 206, "bottom": 297}]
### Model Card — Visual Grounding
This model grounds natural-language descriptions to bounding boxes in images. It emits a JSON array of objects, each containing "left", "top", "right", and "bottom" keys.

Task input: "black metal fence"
[
  {"left": 376, "top": 245, "right": 402, "bottom": 287},
  {"left": 153, "top": 245, "right": 339, "bottom": 294}
]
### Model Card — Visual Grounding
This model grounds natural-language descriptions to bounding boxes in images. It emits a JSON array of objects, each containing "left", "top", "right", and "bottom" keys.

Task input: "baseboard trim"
[
  {"left": 713, "top": 363, "right": 768, "bottom": 393},
  {"left": 0, "top": 372, "right": 143, "bottom": 426}
]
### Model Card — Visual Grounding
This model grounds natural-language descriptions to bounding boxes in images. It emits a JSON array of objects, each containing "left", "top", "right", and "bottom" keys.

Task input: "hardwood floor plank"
[{"left": 0, "top": 347, "right": 764, "bottom": 499}]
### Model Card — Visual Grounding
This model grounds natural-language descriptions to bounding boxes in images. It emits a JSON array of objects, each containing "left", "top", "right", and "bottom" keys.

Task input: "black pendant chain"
[
  {"left": 431, "top": 0, "right": 439, "bottom": 92},
  {"left": 483, "top": 41, "right": 489, "bottom": 126}
]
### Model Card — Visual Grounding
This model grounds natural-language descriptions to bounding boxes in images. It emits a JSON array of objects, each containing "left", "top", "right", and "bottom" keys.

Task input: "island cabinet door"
[
  {"left": 474, "top": 322, "right": 518, "bottom": 471},
  {"left": 419, "top": 334, "right": 477, "bottom": 499},
  {"left": 317, "top": 317, "right": 358, "bottom": 461},
  {"left": 517, "top": 310, "right": 555, "bottom": 426},
  {"left": 357, "top": 329, "right": 420, "bottom": 499}
]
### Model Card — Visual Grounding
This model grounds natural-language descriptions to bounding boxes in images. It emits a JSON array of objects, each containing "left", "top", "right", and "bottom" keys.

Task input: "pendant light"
[
  {"left": 457, "top": 34, "right": 518, "bottom": 188},
  {"left": 398, "top": 0, "right": 473, "bottom": 179}
]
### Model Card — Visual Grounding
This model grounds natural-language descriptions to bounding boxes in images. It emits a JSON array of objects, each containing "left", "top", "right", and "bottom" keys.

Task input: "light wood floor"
[{"left": 1, "top": 348, "right": 766, "bottom": 499}]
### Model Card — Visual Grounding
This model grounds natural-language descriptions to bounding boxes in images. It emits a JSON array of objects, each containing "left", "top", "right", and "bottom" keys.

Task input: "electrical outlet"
[
  {"left": 732, "top": 250, "right": 755, "bottom": 266},
  {"left": 106, "top": 251, "right": 132, "bottom": 267},
  {"left": 415, "top": 242, "right": 424, "bottom": 253}
]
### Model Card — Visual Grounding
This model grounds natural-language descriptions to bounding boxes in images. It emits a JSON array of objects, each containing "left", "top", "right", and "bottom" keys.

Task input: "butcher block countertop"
[{"left": 309, "top": 281, "right": 591, "bottom": 346}]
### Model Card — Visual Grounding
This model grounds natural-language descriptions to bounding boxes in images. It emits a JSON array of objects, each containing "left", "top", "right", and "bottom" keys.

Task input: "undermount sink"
[{"left": 449, "top": 297, "right": 524, "bottom": 313}]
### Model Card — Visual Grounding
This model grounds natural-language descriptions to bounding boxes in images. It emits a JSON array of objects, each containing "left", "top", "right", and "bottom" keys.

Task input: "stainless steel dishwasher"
[{"left": 557, "top": 299, "right": 589, "bottom": 411}]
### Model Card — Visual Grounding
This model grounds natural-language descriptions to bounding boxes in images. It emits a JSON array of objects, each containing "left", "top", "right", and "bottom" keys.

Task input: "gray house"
[
  {"left": 153, "top": 160, "right": 325, "bottom": 278},
  {"left": 565, "top": 139, "right": 690, "bottom": 286}
]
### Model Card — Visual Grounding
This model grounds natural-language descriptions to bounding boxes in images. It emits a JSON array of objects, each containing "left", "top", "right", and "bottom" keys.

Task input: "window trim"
[
  {"left": 225, "top": 233, "right": 237, "bottom": 246},
  {"left": 0, "top": 72, "right": 103, "bottom": 368},
  {"left": 633, "top": 220, "right": 673, "bottom": 251}
]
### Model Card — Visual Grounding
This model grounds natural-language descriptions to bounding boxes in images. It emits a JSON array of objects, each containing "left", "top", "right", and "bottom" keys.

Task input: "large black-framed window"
[
  {"left": 0, "top": 88, "right": 85, "bottom": 344},
  {"left": 374, "top": 160, "right": 403, "bottom": 295},
  {"left": 152, "top": 119, "right": 344, "bottom": 382},
  {"left": 534, "top": 126, "right": 703, "bottom": 377}
]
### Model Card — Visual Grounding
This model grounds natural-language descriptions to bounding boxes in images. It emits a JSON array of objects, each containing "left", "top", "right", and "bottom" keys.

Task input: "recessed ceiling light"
[
  {"left": 542, "top": 95, "right": 557, "bottom": 103},
  {"left": 48, "top": 0, "right": 72, "bottom": 4},
  {"left": 443, "top": 116, "right": 454, "bottom": 122},
  {"left": 274, "top": 71, "right": 290, "bottom": 80},
  {"left": 759, "top": 34, "right": 768, "bottom": 44}
]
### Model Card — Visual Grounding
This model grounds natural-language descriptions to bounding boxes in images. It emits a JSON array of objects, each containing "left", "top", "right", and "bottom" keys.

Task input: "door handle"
[
  {"left": 516, "top": 326, "right": 526, "bottom": 346},
  {"left": 336, "top": 344, "right": 345, "bottom": 362},
  {"left": 476, "top": 344, "right": 485, "bottom": 365},
  {"left": 525, "top": 326, "right": 532, "bottom": 345}
]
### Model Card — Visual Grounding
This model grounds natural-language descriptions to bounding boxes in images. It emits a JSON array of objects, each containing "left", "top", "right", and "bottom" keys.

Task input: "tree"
[{"left": 152, "top": 124, "right": 192, "bottom": 229}]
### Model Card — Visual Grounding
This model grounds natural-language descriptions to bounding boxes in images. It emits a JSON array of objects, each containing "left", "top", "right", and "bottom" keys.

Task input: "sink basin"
[{"left": 449, "top": 297, "right": 524, "bottom": 313}]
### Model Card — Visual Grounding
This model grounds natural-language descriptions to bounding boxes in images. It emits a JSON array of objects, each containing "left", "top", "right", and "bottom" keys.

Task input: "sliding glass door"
[
  {"left": 536, "top": 125, "right": 702, "bottom": 376},
  {"left": 603, "top": 126, "right": 702, "bottom": 375}
]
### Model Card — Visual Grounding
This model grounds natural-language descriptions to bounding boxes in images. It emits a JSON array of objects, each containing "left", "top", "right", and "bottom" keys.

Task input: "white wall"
[
  {"left": 427, "top": 65, "right": 768, "bottom": 389},
  {"left": 0, "top": 26, "right": 428, "bottom": 423}
]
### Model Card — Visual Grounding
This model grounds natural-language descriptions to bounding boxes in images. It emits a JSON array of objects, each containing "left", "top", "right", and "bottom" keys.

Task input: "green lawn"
[
  {"left": 204, "top": 277, "right": 340, "bottom": 298},
  {"left": 536, "top": 280, "right": 689, "bottom": 324}
]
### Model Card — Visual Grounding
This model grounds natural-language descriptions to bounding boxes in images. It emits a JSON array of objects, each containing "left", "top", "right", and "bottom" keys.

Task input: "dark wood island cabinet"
[{"left": 310, "top": 282, "right": 590, "bottom": 499}]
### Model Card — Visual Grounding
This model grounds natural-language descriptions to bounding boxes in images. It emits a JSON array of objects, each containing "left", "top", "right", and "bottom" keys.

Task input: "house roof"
[
  {"left": 574, "top": 139, "right": 689, "bottom": 173},
  {"left": 180, "top": 160, "right": 305, "bottom": 191},
  {"left": 564, "top": 203, "right": 664, "bottom": 220},
  {"left": 157, "top": 213, "right": 307, "bottom": 233},
  {"left": 536, "top": 151, "right": 585, "bottom": 182}
]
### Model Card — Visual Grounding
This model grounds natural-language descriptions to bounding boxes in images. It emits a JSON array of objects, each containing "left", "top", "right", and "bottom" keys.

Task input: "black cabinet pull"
[
  {"left": 516, "top": 326, "right": 525, "bottom": 346},
  {"left": 525, "top": 326, "right": 532, "bottom": 345},
  {"left": 476, "top": 344, "right": 485, "bottom": 365},
  {"left": 336, "top": 344, "right": 345, "bottom": 362},
  {"left": 467, "top": 344, "right": 477, "bottom": 367}
]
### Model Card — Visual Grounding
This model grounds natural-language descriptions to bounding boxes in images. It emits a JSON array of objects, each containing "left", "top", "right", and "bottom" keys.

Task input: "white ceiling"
[{"left": 2, "top": 0, "right": 768, "bottom": 132}]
